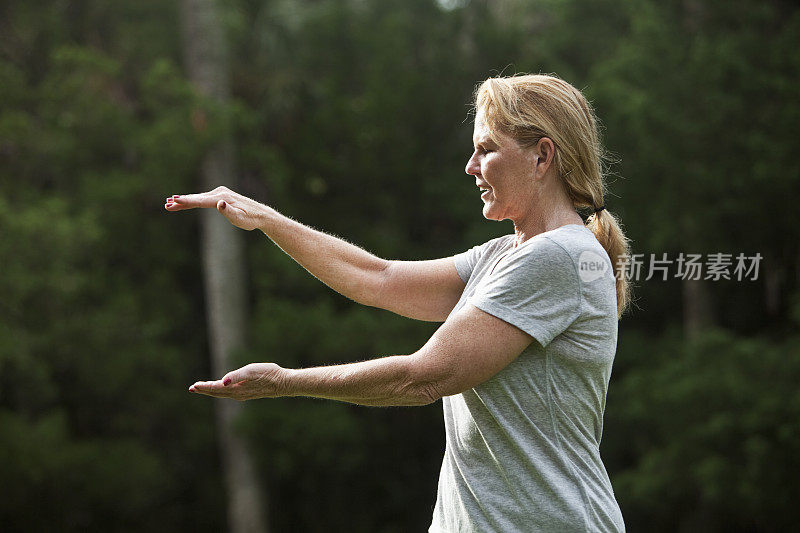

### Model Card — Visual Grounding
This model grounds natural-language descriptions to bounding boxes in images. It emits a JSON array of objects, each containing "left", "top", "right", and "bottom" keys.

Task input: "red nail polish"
[{"left": 223, "top": 378, "right": 231, "bottom": 386}]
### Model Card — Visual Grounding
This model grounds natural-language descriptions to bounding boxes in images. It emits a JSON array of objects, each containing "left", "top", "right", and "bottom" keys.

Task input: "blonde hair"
[{"left": 474, "top": 73, "right": 632, "bottom": 318}]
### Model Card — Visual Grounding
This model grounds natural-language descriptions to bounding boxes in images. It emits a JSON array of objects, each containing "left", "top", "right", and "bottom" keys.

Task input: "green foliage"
[
  {"left": 1, "top": 4, "right": 222, "bottom": 529},
  {"left": 605, "top": 329, "right": 800, "bottom": 531},
  {"left": 0, "top": 411, "right": 167, "bottom": 530},
  {"left": 590, "top": 0, "right": 800, "bottom": 256},
  {"left": 1, "top": 0, "right": 798, "bottom": 530}
]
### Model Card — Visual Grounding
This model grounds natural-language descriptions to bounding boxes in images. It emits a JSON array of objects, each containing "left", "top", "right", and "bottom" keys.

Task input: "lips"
[{"left": 477, "top": 183, "right": 492, "bottom": 199}]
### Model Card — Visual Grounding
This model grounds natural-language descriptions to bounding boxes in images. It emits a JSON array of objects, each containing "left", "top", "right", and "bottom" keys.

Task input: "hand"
[
  {"left": 164, "top": 186, "right": 270, "bottom": 231},
  {"left": 189, "top": 362, "right": 288, "bottom": 401}
]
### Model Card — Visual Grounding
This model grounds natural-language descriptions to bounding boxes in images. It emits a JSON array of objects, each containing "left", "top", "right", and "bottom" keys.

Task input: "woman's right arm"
[{"left": 165, "top": 187, "right": 465, "bottom": 322}]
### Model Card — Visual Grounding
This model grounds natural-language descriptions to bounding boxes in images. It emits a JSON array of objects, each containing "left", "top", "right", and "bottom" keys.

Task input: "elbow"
[
  {"left": 401, "top": 355, "right": 445, "bottom": 406},
  {"left": 399, "top": 381, "right": 441, "bottom": 406},
  {"left": 415, "top": 381, "right": 444, "bottom": 406}
]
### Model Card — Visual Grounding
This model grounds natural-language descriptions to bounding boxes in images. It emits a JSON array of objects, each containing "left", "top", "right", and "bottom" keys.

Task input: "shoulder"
[
  {"left": 476, "top": 234, "right": 514, "bottom": 257},
  {"left": 500, "top": 227, "right": 588, "bottom": 272},
  {"left": 536, "top": 226, "right": 618, "bottom": 318},
  {"left": 469, "top": 232, "right": 584, "bottom": 347},
  {"left": 536, "top": 225, "right": 614, "bottom": 284},
  {"left": 455, "top": 234, "right": 514, "bottom": 266},
  {"left": 493, "top": 233, "right": 580, "bottom": 290},
  {"left": 493, "top": 225, "right": 614, "bottom": 293},
  {"left": 452, "top": 234, "right": 514, "bottom": 284}
]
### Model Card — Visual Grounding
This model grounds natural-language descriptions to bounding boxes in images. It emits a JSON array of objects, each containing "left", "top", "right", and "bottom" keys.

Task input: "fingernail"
[
  {"left": 220, "top": 201, "right": 227, "bottom": 210},
  {"left": 223, "top": 378, "right": 231, "bottom": 386},
  {"left": 174, "top": 195, "right": 181, "bottom": 198}
]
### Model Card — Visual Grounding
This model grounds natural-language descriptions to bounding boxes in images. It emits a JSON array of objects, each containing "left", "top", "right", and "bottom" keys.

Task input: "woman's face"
[{"left": 465, "top": 112, "right": 539, "bottom": 222}]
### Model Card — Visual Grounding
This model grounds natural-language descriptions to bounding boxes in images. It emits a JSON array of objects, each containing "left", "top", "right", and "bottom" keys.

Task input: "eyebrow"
[{"left": 473, "top": 136, "right": 496, "bottom": 148}]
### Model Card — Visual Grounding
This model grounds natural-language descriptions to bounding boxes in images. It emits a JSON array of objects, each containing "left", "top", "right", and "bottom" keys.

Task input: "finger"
[
  {"left": 170, "top": 193, "right": 220, "bottom": 210},
  {"left": 192, "top": 389, "right": 229, "bottom": 399},
  {"left": 190, "top": 380, "right": 227, "bottom": 394},
  {"left": 189, "top": 384, "right": 228, "bottom": 399},
  {"left": 166, "top": 196, "right": 196, "bottom": 211},
  {"left": 222, "top": 367, "right": 248, "bottom": 386},
  {"left": 215, "top": 199, "right": 245, "bottom": 215}
]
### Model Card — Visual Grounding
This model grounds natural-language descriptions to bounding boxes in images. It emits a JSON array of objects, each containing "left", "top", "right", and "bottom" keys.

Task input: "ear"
[{"left": 533, "top": 137, "right": 556, "bottom": 180}]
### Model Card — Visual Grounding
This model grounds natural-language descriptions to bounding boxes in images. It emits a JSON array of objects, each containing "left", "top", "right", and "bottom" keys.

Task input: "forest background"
[{"left": 1, "top": 0, "right": 799, "bottom": 531}]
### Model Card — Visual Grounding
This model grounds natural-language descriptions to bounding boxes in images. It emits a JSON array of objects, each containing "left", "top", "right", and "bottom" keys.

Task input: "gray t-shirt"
[{"left": 428, "top": 224, "right": 625, "bottom": 533}]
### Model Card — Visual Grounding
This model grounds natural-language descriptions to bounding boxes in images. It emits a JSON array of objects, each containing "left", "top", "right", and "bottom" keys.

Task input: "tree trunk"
[
  {"left": 179, "top": 1, "right": 268, "bottom": 532},
  {"left": 682, "top": 278, "right": 716, "bottom": 340},
  {"left": 763, "top": 258, "right": 783, "bottom": 317}
]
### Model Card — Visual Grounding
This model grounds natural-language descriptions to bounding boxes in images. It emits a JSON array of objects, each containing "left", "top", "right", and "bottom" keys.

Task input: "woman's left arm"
[{"left": 189, "top": 304, "right": 534, "bottom": 406}]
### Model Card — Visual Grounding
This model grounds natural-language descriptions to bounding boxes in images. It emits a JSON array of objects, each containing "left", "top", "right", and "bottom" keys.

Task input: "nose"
[{"left": 465, "top": 151, "right": 480, "bottom": 177}]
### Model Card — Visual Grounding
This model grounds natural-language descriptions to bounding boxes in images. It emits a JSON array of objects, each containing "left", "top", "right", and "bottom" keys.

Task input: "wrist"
[
  {"left": 255, "top": 204, "right": 279, "bottom": 234},
  {"left": 278, "top": 366, "right": 300, "bottom": 397}
]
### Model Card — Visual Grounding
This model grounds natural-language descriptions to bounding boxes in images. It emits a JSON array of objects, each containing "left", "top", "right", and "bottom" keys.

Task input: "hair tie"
[{"left": 594, "top": 205, "right": 605, "bottom": 214}]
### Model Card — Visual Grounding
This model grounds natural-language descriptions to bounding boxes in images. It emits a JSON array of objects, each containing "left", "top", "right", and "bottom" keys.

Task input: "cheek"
[
  {"left": 483, "top": 159, "right": 502, "bottom": 182},
  {"left": 487, "top": 165, "right": 509, "bottom": 193}
]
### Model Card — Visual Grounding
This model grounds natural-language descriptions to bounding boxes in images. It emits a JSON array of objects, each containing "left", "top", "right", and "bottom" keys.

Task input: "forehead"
[
  {"left": 472, "top": 111, "right": 493, "bottom": 144},
  {"left": 472, "top": 110, "right": 512, "bottom": 146}
]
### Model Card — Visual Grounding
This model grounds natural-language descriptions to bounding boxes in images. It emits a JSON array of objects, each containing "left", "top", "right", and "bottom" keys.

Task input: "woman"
[{"left": 166, "top": 73, "right": 630, "bottom": 532}]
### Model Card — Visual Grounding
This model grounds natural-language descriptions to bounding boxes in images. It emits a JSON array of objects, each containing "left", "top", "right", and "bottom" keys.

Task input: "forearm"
[
  {"left": 282, "top": 355, "right": 438, "bottom": 407},
  {"left": 256, "top": 206, "right": 389, "bottom": 306}
]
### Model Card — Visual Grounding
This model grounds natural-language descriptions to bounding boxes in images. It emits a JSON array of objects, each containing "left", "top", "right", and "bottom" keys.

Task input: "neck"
[{"left": 511, "top": 194, "right": 584, "bottom": 248}]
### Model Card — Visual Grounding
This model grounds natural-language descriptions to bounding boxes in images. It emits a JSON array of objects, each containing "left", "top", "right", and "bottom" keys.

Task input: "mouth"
[{"left": 478, "top": 185, "right": 492, "bottom": 199}]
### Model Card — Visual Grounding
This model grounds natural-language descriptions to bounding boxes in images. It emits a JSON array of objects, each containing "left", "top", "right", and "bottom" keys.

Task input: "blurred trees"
[
  {"left": 0, "top": 1, "right": 224, "bottom": 528},
  {"left": 586, "top": 0, "right": 800, "bottom": 336},
  {"left": 1, "top": 0, "right": 798, "bottom": 531},
  {"left": 179, "top": 0, "right": 268, "bottom": 530},
  {"left": 603, "top": 327, "right": 800, "bottom": 531}
]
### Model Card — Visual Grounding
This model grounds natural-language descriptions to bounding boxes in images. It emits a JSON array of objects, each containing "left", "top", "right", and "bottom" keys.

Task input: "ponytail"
[{"left": 586, "top": 209, "right": 632, "bottom": 318}]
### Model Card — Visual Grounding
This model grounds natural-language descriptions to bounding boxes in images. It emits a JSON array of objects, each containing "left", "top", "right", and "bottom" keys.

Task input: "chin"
[{"left": 482, "top": 204, "right": 501, "bottom": 221}]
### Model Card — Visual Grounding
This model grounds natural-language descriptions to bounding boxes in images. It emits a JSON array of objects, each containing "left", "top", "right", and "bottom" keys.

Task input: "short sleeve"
[
  {"left": 451, "top": 236, "right": 507, "bottom": 284},
  {"left": 468, "top": 237, "right": 580, "bottom": 348}
]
